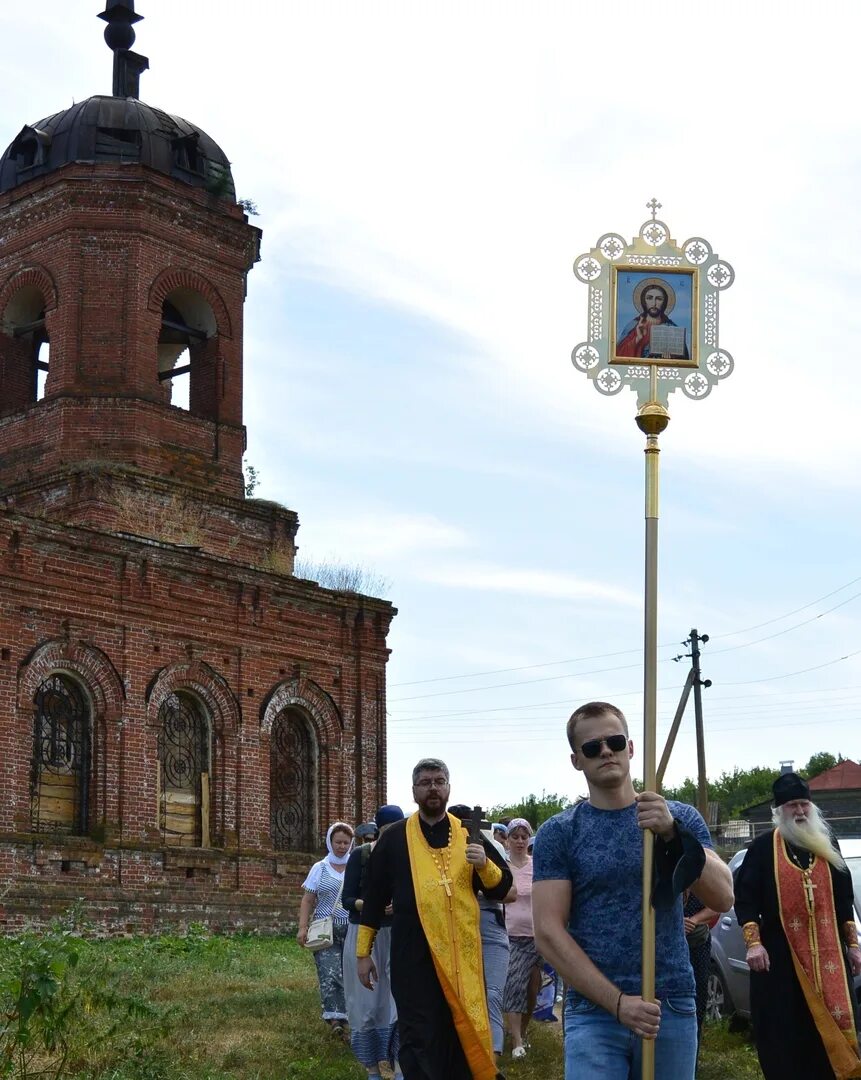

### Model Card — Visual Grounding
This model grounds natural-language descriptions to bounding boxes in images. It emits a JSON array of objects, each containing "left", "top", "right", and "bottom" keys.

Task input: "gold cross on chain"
[
  {"left": 436, "top": 872, "right": 453, "bottom": 896},
  {"left": 803, "top": 873, "right": 817, "bottom": 907}
]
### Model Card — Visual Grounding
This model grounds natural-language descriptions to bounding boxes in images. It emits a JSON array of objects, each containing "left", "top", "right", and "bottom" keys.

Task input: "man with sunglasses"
[
  {"left": 357, "top": 758, "right": 512, "bottom": 1079},
  {"left": 532, "top": 701, "right": 733, "bottom": 1079}
]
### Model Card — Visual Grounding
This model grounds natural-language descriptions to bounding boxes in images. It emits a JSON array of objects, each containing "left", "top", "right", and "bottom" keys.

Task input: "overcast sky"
[{"left": 3, "top": 1, "right": 861, "bottom": 818}]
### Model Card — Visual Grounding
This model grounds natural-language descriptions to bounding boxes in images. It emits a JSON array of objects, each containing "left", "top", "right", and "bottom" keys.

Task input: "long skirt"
[
  {"left": 313, "top": 919, "right": 348, "bottom": 1020},
  {"left": 480, "top": 908, "right": 510, "bottom": 1054},
  {"left": 343, "top": 921, "right": 399, "bottom": 1068},
  {"left": 503, "top": 935, "right": 541, "bottom": 1014}
]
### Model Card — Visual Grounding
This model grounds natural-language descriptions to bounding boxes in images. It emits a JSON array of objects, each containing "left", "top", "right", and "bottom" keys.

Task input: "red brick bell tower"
[{"left": 0, "top": 3, "right": 394, "bottom": 931}]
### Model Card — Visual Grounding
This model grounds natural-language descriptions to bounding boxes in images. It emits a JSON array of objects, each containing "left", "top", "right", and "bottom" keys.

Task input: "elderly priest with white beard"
[{"left": 735, "top": 771, "right": 861, "bottom": 1079}]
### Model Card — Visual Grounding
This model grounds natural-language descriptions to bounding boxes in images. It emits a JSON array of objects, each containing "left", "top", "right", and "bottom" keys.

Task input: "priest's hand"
[
  {"left": 848, "top": 947, "right": 861, "bottom": 977},
  {"left": 617, "top": 995, "right": 661, "bottom": 1040},
  {"left": 357, "top": 956, "right": 378, "bottom": 990},
  {"left": 634, "top": 791, "right": 676, "bottom": 842},
  {"left": 746, "top": 943, "right": 770, "bottom": 972},
  {"left": 465, "top": 842, "right": 487, "bottom": 867}
]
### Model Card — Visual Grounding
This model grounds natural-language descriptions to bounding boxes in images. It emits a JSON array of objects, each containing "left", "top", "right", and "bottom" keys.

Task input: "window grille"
[
  {"left": 270, "top": 709, "right": 315, "bottom": 852},
  {"left": 31, "top": 675, "right": 90, "bottom": 835},
  {"left": 157, "top": 692, "right": 210, "bottom": 847}
]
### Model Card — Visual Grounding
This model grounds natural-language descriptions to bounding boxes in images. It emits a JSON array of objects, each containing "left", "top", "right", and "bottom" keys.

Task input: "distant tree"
[
  {"left": 802, "top": 751, "right": 845, "bottom": 779},
  {"left": 662, "top": 766, "right": 779, "bottom": 819},
  {"left": 488, "top": 791, "right": 571, "bottom": 830},
  {"left": 293, "top": 557, "right": 390, "bottom": 598}
]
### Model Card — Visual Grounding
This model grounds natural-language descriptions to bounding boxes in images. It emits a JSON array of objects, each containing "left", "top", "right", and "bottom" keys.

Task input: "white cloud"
[
  {"left": 297, "top": 511, "right": 472, "bottom": 563},
  {"left": 418, "top": 563, "right": 641, "bottom": 607}
]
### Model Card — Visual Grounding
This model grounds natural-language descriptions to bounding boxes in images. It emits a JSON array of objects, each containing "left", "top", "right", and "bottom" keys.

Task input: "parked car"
[{"left": 707, "top": 838, "right": 861, "bottom": 1022}]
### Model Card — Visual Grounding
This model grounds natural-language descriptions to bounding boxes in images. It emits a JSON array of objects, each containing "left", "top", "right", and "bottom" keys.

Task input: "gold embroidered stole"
[
  {"left": 774, "top": 831, "right": 861, "bottom": 1079},
  {"left": 406, "top": 811, "right": 497, "bottom": 1080}
]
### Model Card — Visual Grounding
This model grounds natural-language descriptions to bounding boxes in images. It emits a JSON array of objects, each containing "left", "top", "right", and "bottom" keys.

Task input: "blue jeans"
[
  {"left": 480, "top": 908, "right": 510, "bottom": 1054},
  {"left": 564, "top": 994, "right": 697, "bottom": 1080}
]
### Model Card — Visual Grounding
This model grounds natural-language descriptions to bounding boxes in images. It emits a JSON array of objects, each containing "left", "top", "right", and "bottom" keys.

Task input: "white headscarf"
[{"left": 326, "top": 821, "right": 354, "bottom": 867}]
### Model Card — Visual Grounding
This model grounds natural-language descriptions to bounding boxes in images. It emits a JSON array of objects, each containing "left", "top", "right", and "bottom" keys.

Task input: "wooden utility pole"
[{"left": 690, "top": 628, "right": 711, "bottom": 819}]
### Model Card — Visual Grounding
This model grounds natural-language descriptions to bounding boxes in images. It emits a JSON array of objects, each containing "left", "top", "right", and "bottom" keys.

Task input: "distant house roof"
[
  {"left": 740, "top": 760, "right": 861, "bottom": 820},
  {"left": 808, "top": 760, "right": 861, "bottom": 791}
]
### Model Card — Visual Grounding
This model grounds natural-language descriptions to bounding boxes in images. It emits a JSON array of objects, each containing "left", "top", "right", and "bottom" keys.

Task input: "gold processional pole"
[
  {"left": 569, "top": 200, "right": 735, "bottom": 1080},
  {"left": 636, "top": 371, "right": 669, "bottom": 1080}
]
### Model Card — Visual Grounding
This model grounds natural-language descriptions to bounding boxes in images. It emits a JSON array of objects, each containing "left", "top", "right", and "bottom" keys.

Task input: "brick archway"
[
  {"left": 0, "top": 265, "right": 59, "bottom": 319},
  {"left": 147, "top": 662, "right": 240, "bottom": 847},
  {"left": 259, "top": 677, "right": 342, "bottom": 747},
  {"left": 18, "top": 639, "right": 125, "bottom": 832},
  {"left": 147, "top": 268, "right": 232, "bottom": 339},
  {"left": 146, "top": 661, "right": 239, "bottom": 734},
  {"left": 261, "top": 678, "right": 343, "bottom": 851},
  {"left": 19, "top": 639, "right": 124, "bottom": 717}
]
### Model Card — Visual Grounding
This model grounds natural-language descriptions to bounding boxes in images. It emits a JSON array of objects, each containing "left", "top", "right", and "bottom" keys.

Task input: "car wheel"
[{"left": 706, "top": 964, "right": 734, "bottom": 1022}]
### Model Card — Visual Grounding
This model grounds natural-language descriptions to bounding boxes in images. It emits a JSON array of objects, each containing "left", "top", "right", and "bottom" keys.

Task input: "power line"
[
  {"left": 390, "top": 711, "right": 861, "bottom": 745},
  {"left": 707, "top": 588, "right": 861, "bottom": 656},
  {"left": 709, "top": 573, "right": 861, "bottom": 640},
  {"left": 388, "top": 674, "right": 861, "bottom": 725},
  {"left": 389, "top": 658, "right": 653, "bottom": 703},
  {"left": 388, "top": 570, "right": 859, "bottom": 686},
  {"left": 721, "top": 647, "right": 861, "bottom": 685},
  {"left": 388, "top": 699, "right": 861, "bottom": 731},
  {"left": 388, "top": 699, "right": 861, "bottom": 737}
]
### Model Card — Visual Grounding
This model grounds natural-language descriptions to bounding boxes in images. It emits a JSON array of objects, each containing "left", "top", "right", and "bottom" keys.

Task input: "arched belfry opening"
[
  {"left": 157, "top": 288, "right": 217, "bottom": 415},
  {"left": 0, "top": 285, "right": 49, "bottom": 413}
]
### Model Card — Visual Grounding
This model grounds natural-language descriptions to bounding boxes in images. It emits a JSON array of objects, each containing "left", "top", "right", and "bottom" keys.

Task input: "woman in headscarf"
[
  {"left": 298, "top": 821, "right": 354, "bottom": 1036},
  {"left": 502, "top": 817, "right": 542, "bottom": 1060},
  {"left": 342, "top": 805, "right": 405, "bottom": 1080}
]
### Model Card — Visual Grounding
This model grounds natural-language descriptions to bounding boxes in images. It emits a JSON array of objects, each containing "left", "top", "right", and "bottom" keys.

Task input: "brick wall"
[
  {"left": 0, "top": 160, "right": 396, "bottom": 933},
  {"left": 0, "top": 164, "right": 260, "bottom": 497},
  {"left": 0, "top": 508, "right": 394, "bottom": 930}
]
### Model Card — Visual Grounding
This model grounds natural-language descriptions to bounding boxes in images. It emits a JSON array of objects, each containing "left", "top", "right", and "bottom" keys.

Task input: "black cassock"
[
  {"left": 360, "top": 815, "right": 512, "bottom": 1080},
  {"left": 734, "top": 829, "right": 857, "bottom": 1079}
]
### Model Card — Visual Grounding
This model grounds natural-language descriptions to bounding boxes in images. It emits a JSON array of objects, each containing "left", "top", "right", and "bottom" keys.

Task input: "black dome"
[{"left": 0, "top": 95, "right": 234, "bottom": 199}]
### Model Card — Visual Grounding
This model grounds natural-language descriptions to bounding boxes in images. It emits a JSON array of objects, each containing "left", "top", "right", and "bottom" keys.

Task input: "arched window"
[
  {"left": 157, "top": 288, "right": 217, "bottom": 415},
  {"left": 157, "top": 692, "right": 211, "bottom": 847},
  {"left": 270, "top": 708, "right": 317, "bottom": 852},
  {"left": 1, "top": 284, "right": 50, "bottom": 413},
  {"left": 31, "top": 674, "right": 91, "bottom": 835}
]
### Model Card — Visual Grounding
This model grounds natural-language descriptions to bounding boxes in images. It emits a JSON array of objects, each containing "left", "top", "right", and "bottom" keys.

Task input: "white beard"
[{"left": 773, "top": 804, "right": 846, "bottom": 871}]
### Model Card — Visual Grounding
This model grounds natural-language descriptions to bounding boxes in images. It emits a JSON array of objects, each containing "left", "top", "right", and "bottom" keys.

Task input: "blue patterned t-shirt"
[{"left": 533, "top": 800, "right": 712, "bottom": 1002}]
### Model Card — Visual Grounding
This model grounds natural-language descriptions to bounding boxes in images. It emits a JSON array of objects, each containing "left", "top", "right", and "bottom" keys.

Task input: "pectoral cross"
[
  {"left": 803, "top": 873, "right": 817, "bottom": 908},
  {"left": 436, "top": 872, "right": 453, "bottom": 896}
]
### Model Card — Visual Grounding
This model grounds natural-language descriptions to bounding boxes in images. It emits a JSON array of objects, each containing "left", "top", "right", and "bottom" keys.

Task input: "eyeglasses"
[
  {"left": 414, "top": 778, "right": 449, "bottom": 789},
  {"left": 579, "top": 734, "right": 628, "bottom": 758}
]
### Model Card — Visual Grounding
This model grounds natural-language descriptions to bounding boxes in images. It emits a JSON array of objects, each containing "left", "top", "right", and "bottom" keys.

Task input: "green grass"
[{"left": 0, "top": 931, "right": 757, "bottom": 1079}]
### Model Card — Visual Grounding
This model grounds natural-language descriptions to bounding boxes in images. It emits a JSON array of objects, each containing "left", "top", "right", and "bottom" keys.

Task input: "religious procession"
[
  {"left": 2, "top": 4, "right": 861, "bottom": 1080},
  {"left": 295, "top": 704, "right": 861, "bottom": 1080}
]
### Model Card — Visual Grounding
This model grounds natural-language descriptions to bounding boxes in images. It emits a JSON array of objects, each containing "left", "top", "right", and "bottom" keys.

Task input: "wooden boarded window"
[
  {"left": 31, "top": 674, "right": 90, "bottom": 835},
  {"left": 270, "top": 708, "right": 316, "bottom": 852},
  {"left": 157, "top": 692, "right": 210, "bottom": 848}
]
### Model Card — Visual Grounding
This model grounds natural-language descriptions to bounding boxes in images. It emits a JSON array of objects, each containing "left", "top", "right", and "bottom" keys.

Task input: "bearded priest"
[
  {"left": 734, "top": 771, "right": 861, "bottom": 1079},
  {"left": 357, "top": 758, "right": 513, "bottom": 1080}
]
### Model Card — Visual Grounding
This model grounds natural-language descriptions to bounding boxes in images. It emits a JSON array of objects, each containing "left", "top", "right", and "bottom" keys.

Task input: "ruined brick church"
[{"left": 0, "top": 2, "right": 394, "bottom": 930}]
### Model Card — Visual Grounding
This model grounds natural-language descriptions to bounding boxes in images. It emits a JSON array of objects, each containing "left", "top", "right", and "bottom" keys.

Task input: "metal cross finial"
[
  {"left": 98, "top": 2, "right": 149, "bottom": 98},
  {"left": 646, "top": 197, "right": 662, "bottom": 221}
]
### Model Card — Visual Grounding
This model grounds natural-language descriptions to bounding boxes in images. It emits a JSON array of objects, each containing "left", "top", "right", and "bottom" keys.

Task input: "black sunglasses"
[{"left": 579, "top": 734, "right": 628, "bottom": 758}]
